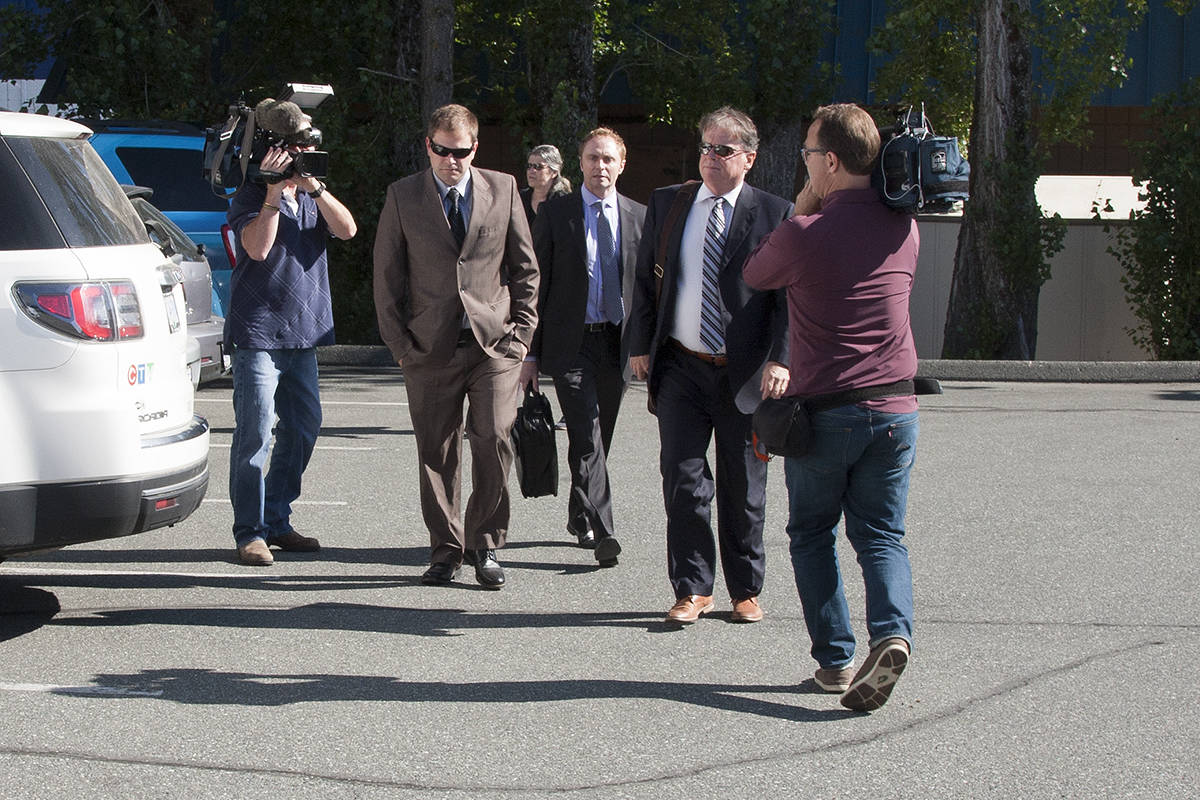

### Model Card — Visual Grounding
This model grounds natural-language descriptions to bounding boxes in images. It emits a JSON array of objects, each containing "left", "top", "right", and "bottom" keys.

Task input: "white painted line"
[
  {"left": 194, "top": 398, "right": 407, "bottom": 407},
  {"left": 205, "top": 443, "right": 378, "bottom": 451},
  {"left": 0, "top": 681, "right": 162, "bottom": 698},
  {"left": 201, "top": 498, "right": 347, "bottom": 506},
  {"left": 0, "top": 566, "right": 278, "bottom": 579}
]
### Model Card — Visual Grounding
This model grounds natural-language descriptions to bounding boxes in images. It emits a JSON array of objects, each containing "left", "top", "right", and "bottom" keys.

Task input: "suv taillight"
[
  {"left": 221, "top": 223, "right": 237, "bottom": 266},
  {"left": 14, "top": 281, "right": 144, "bottom": 341}
]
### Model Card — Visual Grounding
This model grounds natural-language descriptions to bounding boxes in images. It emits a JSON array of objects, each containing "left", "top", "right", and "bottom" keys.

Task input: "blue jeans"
[
  {"left": 783, "top": 405, "right": 918, "bottom": 669},
  {"left": 229, "top": 347, "right": 322, "bottom": 547}
]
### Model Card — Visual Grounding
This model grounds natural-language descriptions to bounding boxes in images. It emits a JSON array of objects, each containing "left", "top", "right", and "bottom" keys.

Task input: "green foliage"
[
  {"left": 871, "top": 0, "right": 1148, "bottom": 150},
  {"left": 1, "top": 0, "right": 224, "bottom": 119},
  {"left": 0, "top": 5, "right": 51, "bottom": 81},
  {"left": 1032, "top": 0, "right": 1146, "bottom": 145},
  {"left": 868, "top": 0, "right": 976, "bottom": 140},
  {"left": 605, "top": 0, "right": 835, "bottom": 132},
  {"left": 456, "top": 0, "right": 598, "bottom": 182},
  {"left": 986, "top": 133, "right": 1067, "bottom": 291},
  {"left": 1107, "top": 78, "right": 1200, "bottom": 359}
]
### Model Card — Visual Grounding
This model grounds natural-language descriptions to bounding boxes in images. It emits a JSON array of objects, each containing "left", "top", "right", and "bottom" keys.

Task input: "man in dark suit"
[
  {"left": 523, "top": 128, "right": 646, "bottom": 566},
  {"left": 373, "top": 104, "right": 539, "bottom": 590},
  {"left": 627, "top": 106, "right": 792, "bottom": 625}
]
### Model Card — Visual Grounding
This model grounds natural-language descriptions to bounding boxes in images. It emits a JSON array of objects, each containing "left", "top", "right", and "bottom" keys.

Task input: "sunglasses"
[
  {"left": 526, "top": 162, "right": 551, "bottom": 171},
  {"left": 699, "top": 142, "right": 746, "bottom": 159},
  {"left": 429, "top": 141, "right": 474, "bottom": 159}
]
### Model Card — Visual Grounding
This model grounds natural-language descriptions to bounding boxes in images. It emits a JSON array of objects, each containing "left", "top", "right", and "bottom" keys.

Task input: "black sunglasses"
[
  {"left": 699, "top": 142, "right": 746, "bottom": 159},
  {"left": 429, "top": 141, "right": 474, "bottom": 159}
]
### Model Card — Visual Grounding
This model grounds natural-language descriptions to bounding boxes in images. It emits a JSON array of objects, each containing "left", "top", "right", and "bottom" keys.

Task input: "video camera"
[
  {"left": 872, "top": 104, "right": 969, "bottom": 214},
  {"left": 203, "top": 83, "right": 334, "bottom": 193}
]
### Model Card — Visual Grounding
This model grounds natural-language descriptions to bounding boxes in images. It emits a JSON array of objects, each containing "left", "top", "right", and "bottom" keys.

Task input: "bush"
[{"left": 1108, "top": 77, "right": 1200, "bottom": 359}]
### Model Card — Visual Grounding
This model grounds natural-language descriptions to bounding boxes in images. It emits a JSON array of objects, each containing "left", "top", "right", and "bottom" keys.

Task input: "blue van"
[{"left": 84, "top": 120, "right": 235, "bottom": 316}]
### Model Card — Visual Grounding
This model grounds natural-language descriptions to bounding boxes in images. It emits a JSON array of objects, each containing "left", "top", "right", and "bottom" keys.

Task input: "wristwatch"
[{"left": 308, "top": 181, "right": 326, "bottom": 199}]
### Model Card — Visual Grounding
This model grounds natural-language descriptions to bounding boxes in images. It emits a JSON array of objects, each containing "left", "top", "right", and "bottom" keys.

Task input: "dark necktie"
[
  {"left": 447, "top": 187, "right": 466, "bottom": 247},
  {"left": 593, "top": 200, "right": 623, "bottom": 324},
  {"left": 699, "top": 197, "right": 727, "bottom": 354}
]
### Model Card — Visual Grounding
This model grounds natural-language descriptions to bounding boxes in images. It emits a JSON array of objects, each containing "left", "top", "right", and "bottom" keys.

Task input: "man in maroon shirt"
[{"left": 743, "top": 103, "right": 919, "bottom": 712}]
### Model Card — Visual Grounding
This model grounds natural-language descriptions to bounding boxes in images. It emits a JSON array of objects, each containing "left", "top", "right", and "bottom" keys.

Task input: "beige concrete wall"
[{"left": 911, "top": 218, "right": 1150, "bottom": 360}]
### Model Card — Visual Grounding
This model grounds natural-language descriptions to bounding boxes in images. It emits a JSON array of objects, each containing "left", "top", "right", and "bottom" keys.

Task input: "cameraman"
[
  {"left": 226, "top": 98, "right": 357, "bottom": 567},
  {"left": 743, "top": 103, "right": 918, "bottom": 712}
]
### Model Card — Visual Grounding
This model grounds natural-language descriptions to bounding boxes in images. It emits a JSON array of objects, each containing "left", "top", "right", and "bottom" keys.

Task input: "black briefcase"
[{"left": 511, "top": 386, "right": 559, "bottom": 498}]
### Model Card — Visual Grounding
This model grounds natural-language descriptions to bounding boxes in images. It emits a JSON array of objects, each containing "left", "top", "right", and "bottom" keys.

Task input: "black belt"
[
  {"left": 583, "top": 321, "right": 615, "bottom": 333},
  {"left": 669, "top": 338, "right": 727, "bottom": 367}
]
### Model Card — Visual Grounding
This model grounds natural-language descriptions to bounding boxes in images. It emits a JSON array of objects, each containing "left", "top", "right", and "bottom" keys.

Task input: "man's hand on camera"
[
  {"left": 293, "top": 175, "right": 322, "bottom": 195},
  {"left": 261, "top": 146, "right": 293, "bottom": 185}
]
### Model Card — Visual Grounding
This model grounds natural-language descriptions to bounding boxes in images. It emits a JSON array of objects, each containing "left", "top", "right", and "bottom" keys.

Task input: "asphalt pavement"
[{"left": 1, "top": 367, "right": 1197, "bottom": 799}]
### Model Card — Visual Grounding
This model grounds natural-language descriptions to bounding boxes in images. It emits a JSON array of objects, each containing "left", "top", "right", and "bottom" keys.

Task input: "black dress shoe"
[
  {"left": 464, "top": 548, "right": 505, "bottom": 589},
  {"left": 421, "top": 561, "right": 460, "bottom": 586},
  {"left": 569, "top": 525, "right": 596, "bottom": 549},
  {"left": 594, "top": 535, "right": 621, "bottom": 567}
]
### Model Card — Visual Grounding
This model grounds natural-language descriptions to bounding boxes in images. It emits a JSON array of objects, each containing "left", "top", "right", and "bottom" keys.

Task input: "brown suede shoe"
[
  {"left": 266, "top": 530, "right": 321, "bottom": 552},
  {"left": 814, "top": 666, "right": 855, "bottom": 693},
  {"left": 237, "top": 539, "right": 274, "bottom": 566},
  {"left": 841, "top": 637, "right": 910, "bottom": 712},
  {"left": 666, "top": 594, "right": 714, "bottom": 624},
  {"left": 730, "top": 596, "right": 764, "bottom": 623}
]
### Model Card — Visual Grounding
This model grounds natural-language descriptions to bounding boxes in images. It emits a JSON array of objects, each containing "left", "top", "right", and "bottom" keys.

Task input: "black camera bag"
[{"left": 753, "top": 379, "right": 942, "bottom": 458}]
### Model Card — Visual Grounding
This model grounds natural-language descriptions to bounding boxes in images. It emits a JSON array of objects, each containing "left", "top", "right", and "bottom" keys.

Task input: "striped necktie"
[{"left": 699, "top": 197, "right": 727, "bottom": 354}]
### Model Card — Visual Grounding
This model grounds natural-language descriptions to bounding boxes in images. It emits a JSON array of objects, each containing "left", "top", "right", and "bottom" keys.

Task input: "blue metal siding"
[{"left": 829, "top": 0, "right": 1197, "bottom": 105}]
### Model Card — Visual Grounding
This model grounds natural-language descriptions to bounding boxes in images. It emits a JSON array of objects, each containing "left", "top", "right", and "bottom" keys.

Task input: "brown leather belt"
[{"left": 670, "top": 338, "right": 728, "bottom": 367}]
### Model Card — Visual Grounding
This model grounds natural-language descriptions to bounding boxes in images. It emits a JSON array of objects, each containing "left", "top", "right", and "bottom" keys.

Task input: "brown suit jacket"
[{"left": 373, "top": 167, "right": 539, "bottom": 366}]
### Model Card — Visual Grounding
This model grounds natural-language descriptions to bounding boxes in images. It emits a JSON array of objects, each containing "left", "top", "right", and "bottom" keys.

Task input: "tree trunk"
[
  {"left": 942, "top": 0, "right": 1042, "bottom": 359},
  {"left": 527, "top": 0, "right": 596, "bottom": 185},
  {"left": 750, "top": 117, "right": 805, "bottom": 202},
  {"left": 389, "top": 0, "right": 426, "bottom": 177}
]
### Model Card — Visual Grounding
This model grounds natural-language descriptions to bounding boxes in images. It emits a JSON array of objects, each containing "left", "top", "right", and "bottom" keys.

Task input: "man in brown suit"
[{"left": 373, "top": 104, "right": 539, "bottom": 590}]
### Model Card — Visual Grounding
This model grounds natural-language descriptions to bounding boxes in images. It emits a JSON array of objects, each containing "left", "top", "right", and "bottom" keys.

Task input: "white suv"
[{"left": 0, "top": 112, "right": 209, "bottom": 559}]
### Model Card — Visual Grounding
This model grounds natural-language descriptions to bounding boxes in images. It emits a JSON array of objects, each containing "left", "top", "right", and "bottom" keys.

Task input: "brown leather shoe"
[
  {"left": 266, "top": 530, "right": 321, "bottom": 552},
  {"left": 666, "top": 594, "right": 714, "bottom": 624},
  {"left": 730, "top": 596, "right": 763, "bottom": 623},
  {"left": 237, "top": 539, "right": 274, "bottom": 566}
]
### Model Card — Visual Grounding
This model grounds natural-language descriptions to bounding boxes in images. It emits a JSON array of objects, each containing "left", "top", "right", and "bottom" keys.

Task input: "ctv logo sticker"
[{"left": 127, "top": 363, "right": 154, "bottom": 385}]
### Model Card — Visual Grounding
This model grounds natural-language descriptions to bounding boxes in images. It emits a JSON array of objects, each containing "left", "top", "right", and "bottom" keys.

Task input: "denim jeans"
[
  {"left": 783, "top": 404, "right": 918, "bottom": 668},
  {"left": 229, "top": 347, "right": 322, "bottom": 547}
]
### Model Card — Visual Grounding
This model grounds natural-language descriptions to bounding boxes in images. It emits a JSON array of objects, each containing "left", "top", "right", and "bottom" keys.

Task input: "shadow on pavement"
[
  {"left": 74, "top": 666, "right": 853, "bottom": 722},
  {"left": 22, "top": 545, "right": 430, "bottom": 567},
  {"left": 0, "top": 585, "right": 61, "bottom": 642},
  {"left": 47, "top": 603, "right": 682, "bottom": 635}
]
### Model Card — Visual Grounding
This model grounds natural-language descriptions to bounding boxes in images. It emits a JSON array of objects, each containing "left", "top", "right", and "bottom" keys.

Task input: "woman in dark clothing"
[{"left": 520, "top": 144, "right": 571, "bottom": 225}]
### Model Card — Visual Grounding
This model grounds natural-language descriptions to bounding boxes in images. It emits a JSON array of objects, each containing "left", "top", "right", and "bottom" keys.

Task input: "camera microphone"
[{"left": 254, "top": 98, "right": 312, "bottom": 139}]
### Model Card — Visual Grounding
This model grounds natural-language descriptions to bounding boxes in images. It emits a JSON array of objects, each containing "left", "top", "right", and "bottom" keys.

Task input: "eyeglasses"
[
  {"left": 526, "top": 162, "right": 551, "bottom": 171},
  {"left": 800, "top": 147, "right": 829, "bottom": 160},
  {"left": 429, "top": 141, "right": 474, "bottom": 159},
  {"left": 699, "top": 142, "right": 746, "bottom": 159}
]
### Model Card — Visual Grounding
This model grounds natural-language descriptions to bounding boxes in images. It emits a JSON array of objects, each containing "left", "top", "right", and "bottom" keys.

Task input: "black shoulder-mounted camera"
[
  {"left": 872, "top": 104, "right": 969, "bottom": 214},
  {"left": 202, "top": 83, "right": 334, "bottom": 193}
]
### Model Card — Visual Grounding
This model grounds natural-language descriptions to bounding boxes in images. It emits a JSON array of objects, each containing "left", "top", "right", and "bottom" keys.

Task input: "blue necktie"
[
  {"left": 699, "top": 197, "right": 727, "bottom": 354},
  {"left": 593, "top": 200, "right": 623, "bottom": 324}
]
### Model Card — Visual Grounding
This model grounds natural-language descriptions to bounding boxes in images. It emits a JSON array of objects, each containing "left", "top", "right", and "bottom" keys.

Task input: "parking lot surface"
[{"left": 3, "top": 369, "right": 1197, "bottom": 798}]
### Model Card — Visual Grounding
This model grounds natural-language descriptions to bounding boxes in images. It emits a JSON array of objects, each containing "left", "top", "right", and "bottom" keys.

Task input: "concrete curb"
[{"left": 316, "top": 345, "right": 1200, "bottom": 382}]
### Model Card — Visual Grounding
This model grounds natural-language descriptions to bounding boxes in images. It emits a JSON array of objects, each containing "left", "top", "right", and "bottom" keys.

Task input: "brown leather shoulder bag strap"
[{"left": 654, "top": 180, "right": 701, "bottom": 305}]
